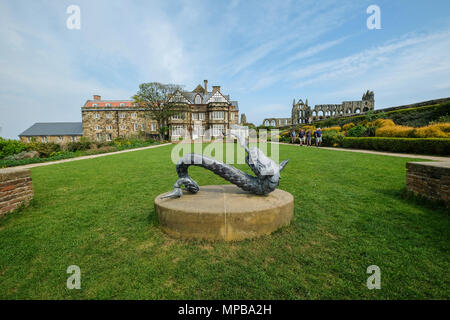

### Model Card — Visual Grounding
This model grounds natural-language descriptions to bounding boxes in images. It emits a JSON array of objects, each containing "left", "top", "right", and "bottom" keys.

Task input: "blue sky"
[{"left": 1, "top": 0, "right": 450, "bottom": 138}]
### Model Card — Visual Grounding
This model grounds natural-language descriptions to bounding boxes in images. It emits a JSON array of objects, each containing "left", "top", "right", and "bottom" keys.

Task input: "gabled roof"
[
  {"left": 206, "top": 91, "right": 230, "bottom": 104},
  {"left": 168, "top": 90, "right": 191, "bottom": 104},
  {"left": 83, "top": 100, "right": 134, "bottom": 107},
  {"left": 19, "top": 122, "right": 83, "bottom": 136},
  {"left": 193, "top": 85, "right": 205, "bottom": 93}
]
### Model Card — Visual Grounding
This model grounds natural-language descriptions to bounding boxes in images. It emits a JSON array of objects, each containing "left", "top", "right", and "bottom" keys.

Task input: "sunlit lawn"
[{"left": 0, "top": 143, "right": 448, "bottom": 299}]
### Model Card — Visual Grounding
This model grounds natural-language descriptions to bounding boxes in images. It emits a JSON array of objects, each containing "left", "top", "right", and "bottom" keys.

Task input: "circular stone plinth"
[{"left": 154, "top": 185, "right": 294, "bottom": 242}]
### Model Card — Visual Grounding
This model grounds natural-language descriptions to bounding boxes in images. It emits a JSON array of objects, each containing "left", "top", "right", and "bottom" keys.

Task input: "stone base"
[{"left": 154, "top": 185, "right": 294, "bottom": 242}]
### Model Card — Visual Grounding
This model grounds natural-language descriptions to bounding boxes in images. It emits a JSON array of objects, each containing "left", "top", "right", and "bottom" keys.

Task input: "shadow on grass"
[{"left": 375, "top": 187, "right": 449, "bottom": 214}]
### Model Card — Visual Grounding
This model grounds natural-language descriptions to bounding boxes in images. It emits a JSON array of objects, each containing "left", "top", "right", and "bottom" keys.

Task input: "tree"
[{"left": 132, "top": 82, "right": 186, "bottom": 140}]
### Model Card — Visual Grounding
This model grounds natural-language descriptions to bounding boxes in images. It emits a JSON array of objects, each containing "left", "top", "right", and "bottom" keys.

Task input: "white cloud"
[{"left": 292, "top": 31, "right": 450, "bottom": 87}]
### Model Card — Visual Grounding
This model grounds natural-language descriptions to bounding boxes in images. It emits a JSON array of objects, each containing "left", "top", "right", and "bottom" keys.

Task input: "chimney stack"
[
  {"left": 212, "top": 86, "right": 221, "bottom": 94},
  {"left": 204, "top": 80, "right": 208, "bottom": 94},
  {"left": 93, "top": 95, "right": 101, "bottom": 101}
]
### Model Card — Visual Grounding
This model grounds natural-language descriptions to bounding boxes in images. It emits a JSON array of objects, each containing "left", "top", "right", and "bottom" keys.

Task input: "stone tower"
[{"left": 240, "top": 113, "right": 247, "bottom": 125}]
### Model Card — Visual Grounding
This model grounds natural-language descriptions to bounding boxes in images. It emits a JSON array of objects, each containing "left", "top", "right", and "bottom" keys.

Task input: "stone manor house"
[
  {"left": 19, "top": 80, "right": 239, "bottom": 143},
  {"left": 263, "top": 90, "right": 375, "bottom": 127}
]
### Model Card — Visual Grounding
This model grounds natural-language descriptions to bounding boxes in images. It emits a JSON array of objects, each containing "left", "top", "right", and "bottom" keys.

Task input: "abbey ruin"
[{"left": 263, "top": 90, "right": 375, "bottom": 127}]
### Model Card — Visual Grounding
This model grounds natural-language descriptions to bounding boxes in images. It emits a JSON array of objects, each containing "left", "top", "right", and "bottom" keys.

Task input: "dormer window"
[
  {"left": 194, "top": 95, "right": 202, "bottom": 104},
  {"left": 120, "top": 103, "right": 125, "bottom": 107},
  {"left": 106, "top": 103, "right": 111, "bottom": 107},
  {"left": 92, "top": 103, "right": 98, "bottom": 107}
]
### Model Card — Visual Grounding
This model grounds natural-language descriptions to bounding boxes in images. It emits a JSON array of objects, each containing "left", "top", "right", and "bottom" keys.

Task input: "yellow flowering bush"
[
  {"left": 413, "top": 123, "right": 450, "bottom": 138},
  {"left": 322, "top": 126, "right": 341, "bottom": 132},
  {"left": 342, "top": 122, "right": 355, "bottom": 131},
  {"left": 300, "top": 125, "right": 316, "bottom": 132},
  {"left": 376, "top": 125, "right": 415, "bottom": 137},
  {"left": 369, "top": 118, "right": 395, "bottom": 128}
]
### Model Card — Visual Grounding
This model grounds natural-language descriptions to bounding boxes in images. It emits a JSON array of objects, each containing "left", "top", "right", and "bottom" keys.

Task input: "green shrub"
[
  {"left": 347, "top": 125, "right": 367, "bottom": 137},
  {"left": 322, "top": 130, "right": 345, "bottom": 147},
  {"left": 342, "top": 137, "right": 450, "bottom": 155},
  {"left": 0, "top": 151, "right": 76, "bottom": 168},
  {"left": 0, "top": 138, "right": 27, "bottom": 159},
  {"left": 66, "top": 141, "right": 91, "bottom": 152},
  {"left": 386, "top": 103, "right": 450, "bottom": 127},
  {"left": 363, "top": 126, "right": 377, "bottom": 137},
  {"left": 433, "top": 114, "right": 450, "bottom": 123},
  {"left": 26, "top": 142, "right": 61, "bottom": 158}
]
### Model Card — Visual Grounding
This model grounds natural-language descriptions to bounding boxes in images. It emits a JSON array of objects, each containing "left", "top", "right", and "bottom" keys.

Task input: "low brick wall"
[
  {"left": 406, "top": 161, "right": 450, "bottom": 205},
  {"left": 0, "top": 168, "right": 34, "bottom": 217}
]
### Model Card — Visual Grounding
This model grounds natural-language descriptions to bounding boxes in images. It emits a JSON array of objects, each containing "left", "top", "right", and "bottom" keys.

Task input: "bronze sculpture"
[{"left": 162, "top": 133, "right": 289, "bottom": 199}]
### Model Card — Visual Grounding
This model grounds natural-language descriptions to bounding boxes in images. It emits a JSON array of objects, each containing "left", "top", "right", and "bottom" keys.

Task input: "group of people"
[{"left": 290, "top": 128, "right": 322, "bottom": 147}]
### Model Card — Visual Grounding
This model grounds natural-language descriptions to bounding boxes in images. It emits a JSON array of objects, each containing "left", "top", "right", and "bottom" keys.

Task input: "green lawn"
[{"left": 0, "top": 143, "right": 448, "bottom": 299}]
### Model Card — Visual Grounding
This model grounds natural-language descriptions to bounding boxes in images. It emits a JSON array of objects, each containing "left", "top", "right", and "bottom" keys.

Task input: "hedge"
[{"left": 341, "top": 137, "right": 450, "bottom": 156}]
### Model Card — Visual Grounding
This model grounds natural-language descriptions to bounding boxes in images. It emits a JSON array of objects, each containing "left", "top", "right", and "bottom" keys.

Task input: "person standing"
[
  {"left": 299, "top": 129, "right": 305, "bottom": 146},
  {"left": 314, "top": 128, "right": 322, "bottom": 147},
  {"left": 306, "top": 129, "right": 312, "bottom": 146},
  {"left": 291, "top": 130, "right": 296, "bottom": 144}
]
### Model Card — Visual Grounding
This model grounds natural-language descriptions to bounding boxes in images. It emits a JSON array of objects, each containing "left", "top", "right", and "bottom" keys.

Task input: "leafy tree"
[{"left": 133, "top": 82, "right": 187, "bottom": 140}]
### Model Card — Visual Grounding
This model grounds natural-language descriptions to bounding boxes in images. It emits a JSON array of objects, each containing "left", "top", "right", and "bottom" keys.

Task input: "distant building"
[
  {"left": 19, "top": 80, "right": 239, "bottom": 144},
  {"left": 81, "top": 96, "right": 154, "bottom": 142},
  {"left": 80, "top": 80, "right": 239, "bottom": 141},
  {"left": 262, "top": 90, "right": 375, "bottom": 128},
  {"left": 292, "top": 90, "right": 375, "bottom": 125},
  {"left": 240, "top": 113, "right": 247, "bottom": 125},
  {"left": 19, "top": 122, "right": 82, "bottom": 144},
  {"left": 166, "top": 80, "right": 239, "bottom": 139}
]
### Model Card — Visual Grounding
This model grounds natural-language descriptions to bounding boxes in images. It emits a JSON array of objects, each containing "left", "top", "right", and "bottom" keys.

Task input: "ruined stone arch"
[{"left": 318, "top": 110, "right": 324, "bottom": 119}]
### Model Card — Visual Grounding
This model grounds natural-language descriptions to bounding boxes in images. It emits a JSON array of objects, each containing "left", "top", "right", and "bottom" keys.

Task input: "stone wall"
[
  {"left": 262, "top": 118, "right": 292, "bottom": 127},
  {"left": 20, "top": 135, "right": 81, "bottom": 144},
  {"left": 0, "top": 168, "right": 34, "bottom": 217},
  {"left": 406, "top": 161, "right": 450, "bottom": 206}
]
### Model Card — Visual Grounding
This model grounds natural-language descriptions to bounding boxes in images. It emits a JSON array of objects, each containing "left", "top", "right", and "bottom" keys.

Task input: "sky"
[{"left": 1, "top": 0, "right": 450, "bottom": 139}]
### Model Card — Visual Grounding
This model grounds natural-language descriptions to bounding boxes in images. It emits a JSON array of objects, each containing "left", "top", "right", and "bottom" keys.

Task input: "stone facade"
[
  {"left": 19, "top": 122, "right": 83, "bottom": 145},
  {"left": 81, "top": 104, "right": 159, "bottom": 142},
  {"left": 82, "top": 80, "right": 239, "bottom": 141},
  {"left": 166, "top": 82, "right": 239, "bottom": 140},
  {"left": 20, "top": 135, "right": 80, "bottom": 144},
  {"left": 0, "top": 168, "right": 34, "bottom": 217},
  {"left": 406, "top": 161, "right": 450, "bottom": 206}
]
